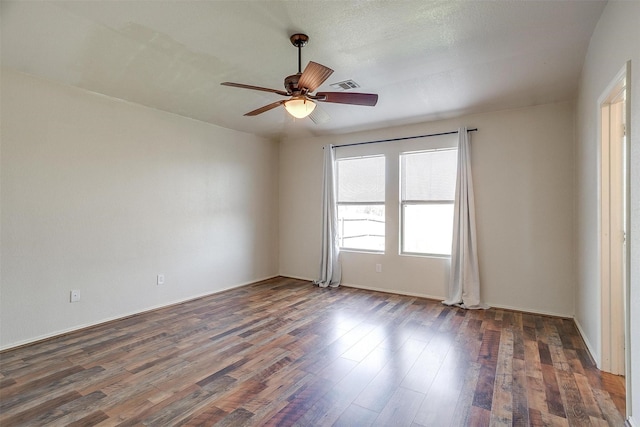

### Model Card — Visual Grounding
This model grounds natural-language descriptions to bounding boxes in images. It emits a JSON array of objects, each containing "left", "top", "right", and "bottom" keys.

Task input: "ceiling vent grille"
[{"left": 330, "top": 80, "right": 360, "bottom": 91}]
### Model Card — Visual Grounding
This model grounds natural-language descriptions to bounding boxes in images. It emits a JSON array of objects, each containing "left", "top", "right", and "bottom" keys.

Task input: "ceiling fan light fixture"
[{"left": 284, "top": 97, "right": 316, "bottom": 119}]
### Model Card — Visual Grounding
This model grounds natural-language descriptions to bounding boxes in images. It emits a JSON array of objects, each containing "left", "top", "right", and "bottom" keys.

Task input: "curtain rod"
[{"left": 331, "top": 128, "right": 478, "bottom": 149}]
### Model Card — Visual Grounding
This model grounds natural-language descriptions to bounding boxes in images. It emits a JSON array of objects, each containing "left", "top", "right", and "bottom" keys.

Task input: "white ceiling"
[{"left": 1, "top": 1, "right": 606, "bottom": 140}]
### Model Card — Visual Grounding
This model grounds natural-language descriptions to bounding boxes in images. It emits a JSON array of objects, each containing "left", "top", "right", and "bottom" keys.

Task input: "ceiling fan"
[{"left": 221, "top": 33, "right": 378, "bottom": 120}]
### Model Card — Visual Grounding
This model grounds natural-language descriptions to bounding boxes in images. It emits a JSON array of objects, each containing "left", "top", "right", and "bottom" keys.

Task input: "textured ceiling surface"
[{"left": 1, "top": 1, "right": 606, "bottom": 139}]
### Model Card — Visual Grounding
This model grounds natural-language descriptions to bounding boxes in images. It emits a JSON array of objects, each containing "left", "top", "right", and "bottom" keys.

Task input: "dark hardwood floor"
[{"left": 0, "top": 277, "right": 626, "bottom": 426}]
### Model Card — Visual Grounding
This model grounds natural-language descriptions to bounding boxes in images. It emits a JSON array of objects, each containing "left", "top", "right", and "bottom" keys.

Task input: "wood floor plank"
[
  {"left": 244, "top": 371, "right": 312, "bottom": 423},
  {"left": 592, "top": 388, "right": 627, "bottom": 426},
  {"left": 523, "top": 342, "right": 542, "bottom": 375},
  {"left": 0, "top": 365, "right": 105, "bottom": 418},
  {"left": 541, "top": 363, "right": 567, "bottom": 419},
  {"left": 538, "top": 341, "right": 554, "bottom": 366},
  {"left": 213, "top": 407, "right": 254, "bottom": 427},
  {"left": 264, "top": 376, "right": 334, "bottom": 427},
  {"left": 177, "top": 405, "right": 228, "bottom": 427},
  {"left": 468, "top": 405, "right": 492, "bottom": 427},
  {"left": 511, "top": 358, "right": 530, "bottom": 426},
  {"left": 299, "top": 347, "right": 389, "bottom": 425},
  {"left": 472, "top": 364, "right": 497, "bottom": 411},
  {"left": 0, "top": 365, "right": 84, "bottom": 402},
  {"left": 67, "top": 410, "right": 110, "bottom": 427},
  {"left": 574, "top": 372, "right": 605, "bottom": 418},
  {"left": 398, "top": 337, "right": 447, "bottom": 394},
  {"left": 556, "top": 370, "right": 590, "bottom": 425},
  {"left": 141, "top": 385, "right": 219, "bottom": 426},
  {"left": 354, "top": 338, "right": 425, "bottom": 413},
  {"left": 373, "top": 386, "right": 424, "bottom": 426},
  {"left": 490, "top": 326, "right": 514, "bottom": 425},
  {"left": 412, "top": 346, "right": 465, "bottom": 426},
  {"left": 0, "top": 277, "right": 626, "bottom": 426},
  {"left": 449, "top": 361, "right": 482, "bottom": 426},
  {"left": 0, "top": 390, "right": 83, "bottom": 425},
  {"left": 333, "top": 403, "right": 378, "bottom": 427},
  {"left": 564, "top": 348, "right": 587, "bottom": 376},
  {"left": 32, "top": 390, "right": 108, "bottom": 426},
  {"left": 527, "top": 375, "right": 550, "bottom": 416}
]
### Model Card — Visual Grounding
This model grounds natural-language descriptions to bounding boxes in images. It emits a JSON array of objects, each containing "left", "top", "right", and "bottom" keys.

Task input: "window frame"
[
  {"left": 335, "top": 155, "right": 386, "bottom": 253},
  {"left": 399, "top": 148, "right": 457, "bottom": 257}
]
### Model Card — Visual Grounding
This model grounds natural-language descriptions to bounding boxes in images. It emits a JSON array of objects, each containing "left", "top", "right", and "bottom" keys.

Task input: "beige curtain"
[
  {"left": 443, "top": 127, "right": 487, "bottom": 309},
  {"left": 314, "top": 145, "right": 341, "bottom": 287}
]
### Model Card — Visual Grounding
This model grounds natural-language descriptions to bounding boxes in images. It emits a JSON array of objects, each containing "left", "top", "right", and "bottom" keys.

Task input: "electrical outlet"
[
  {"left": 157, "top": 274, "right": 165, "bottom": 285},
  {"left": 70, "top": 290, "right": 80, "bottom": 302},
  {"left": 375, "top": 263, "right": 382, "bottom": 273}
]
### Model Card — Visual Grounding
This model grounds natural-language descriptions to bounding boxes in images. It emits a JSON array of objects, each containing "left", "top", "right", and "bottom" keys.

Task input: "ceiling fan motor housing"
[{"left": 284, "top": 74, "right": 303, "bottom": 94}]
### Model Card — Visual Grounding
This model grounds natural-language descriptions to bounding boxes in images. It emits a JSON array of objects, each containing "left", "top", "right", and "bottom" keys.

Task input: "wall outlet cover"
[{"left": 70, "top": 290, "right": 80, "bottom": 302}]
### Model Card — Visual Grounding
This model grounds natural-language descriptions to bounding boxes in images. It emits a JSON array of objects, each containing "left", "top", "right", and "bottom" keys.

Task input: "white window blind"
[
  {"left": 337, "top": 156, "right": 385, "bottom": 203},
  {"left": 400, "top": 149, "right": 457, "bottom": 256},
  {"left": 401, "top": 149, "right": 457, "bottom": 201}
]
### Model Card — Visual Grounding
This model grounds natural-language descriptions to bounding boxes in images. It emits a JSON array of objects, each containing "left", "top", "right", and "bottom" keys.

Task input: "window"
[
  {"left": 336, "top": 156, "right": 385, "bottom": 252},
  {"left": 400, "top": 149, "right": 457, "bottom": 256}
]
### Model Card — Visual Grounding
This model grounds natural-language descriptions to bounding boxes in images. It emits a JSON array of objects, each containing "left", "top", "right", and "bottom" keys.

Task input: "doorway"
[{"left": 598, "top": 63, "right": 630, "bottom": 390}]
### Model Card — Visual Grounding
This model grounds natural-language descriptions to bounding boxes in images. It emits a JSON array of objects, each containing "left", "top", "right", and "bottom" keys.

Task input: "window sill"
[
  {"left": 400, "top": 252, "right": 451, "bottom": 259},
  {"left": 339, "top": 248, "right": 385, "bottom": 255}
]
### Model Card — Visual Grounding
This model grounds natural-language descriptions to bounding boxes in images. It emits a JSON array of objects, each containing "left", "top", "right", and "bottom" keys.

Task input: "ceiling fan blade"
[
  {"left": 221, "top": 82, "right": 289, "bottom": 97},
  {"left": 244, "top": 100, "right": 286, "bottom": 116},
  {"left": 315, "top": 92, "right": 378, "bottom": 106},
  {"left": 298, "top": 61, "right": 334, "bottom": 93}
]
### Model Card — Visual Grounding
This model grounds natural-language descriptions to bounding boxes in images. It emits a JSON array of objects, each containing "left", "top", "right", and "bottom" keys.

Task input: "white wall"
[
  {"left": 0, "top": 69, "right": 279, "bottom": 349},
  {"left": 280, "top": 101, "right": 575, "bottom": 317},
  {"left": 575, "top": 1, "right": 640, "bottom": 421}
]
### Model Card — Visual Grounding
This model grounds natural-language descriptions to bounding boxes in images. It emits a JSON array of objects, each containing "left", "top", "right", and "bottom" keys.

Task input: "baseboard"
[
  {"left": 574, "top": 317, "right": 600, "bottom": 368},
  {"left": 278, "top": 277, "right": 445, "bottom": 301},
  {"left": 285, "top": 277, "right": 574, "bottom": 319},
  {"left": 338, "top": 282, "right": 573, "bottom": 319},
  {"left": 340, "top": 282, "right": 444, "bottom": 301},
  {"left": 278, "top": 273, "right": 315, "bottom": 282},
  {"left": 487, "top": 302, "right": 572, "bottom": 319},
  {"left": 0, "top": 275, "right": 279, "bottom": 352}
]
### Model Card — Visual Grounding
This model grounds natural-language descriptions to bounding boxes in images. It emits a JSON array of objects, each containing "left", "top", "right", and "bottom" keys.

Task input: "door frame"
[{"left": 597, "top": 61, "right": 631, "bottom": 415}]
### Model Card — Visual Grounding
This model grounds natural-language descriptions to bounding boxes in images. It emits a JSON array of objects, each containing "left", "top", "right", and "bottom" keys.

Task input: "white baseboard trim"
[
  {"left": 340, "top": 282, "right": 444, "bottom": 301},
  {"left": 486, "top": 302, "right": 572, "bottom": 319},
  {"left": 285, "top": 277, "right": 575, "bottom": 318},
  {"left": 278, "top": 274, "right": 315, "bottom": 282},
  {"left": 1, "top": 275, "right": 279, "bottom": 352},
  {"left": 574, "top": 317, "right": 600, "bottom": 368}
]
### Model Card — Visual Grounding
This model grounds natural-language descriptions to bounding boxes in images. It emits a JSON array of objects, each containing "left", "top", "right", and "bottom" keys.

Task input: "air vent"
[{"left": 329, "top": 79, "right": 360, "bottom": 91}]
